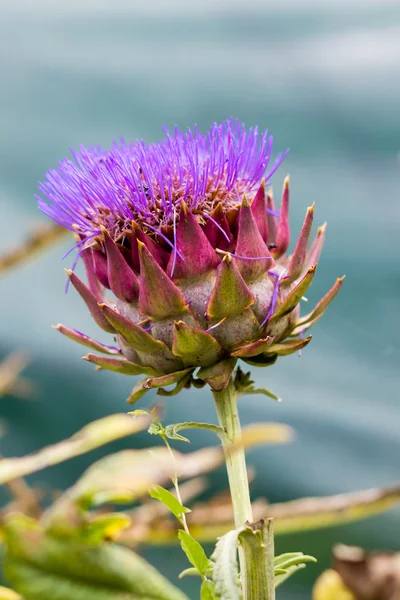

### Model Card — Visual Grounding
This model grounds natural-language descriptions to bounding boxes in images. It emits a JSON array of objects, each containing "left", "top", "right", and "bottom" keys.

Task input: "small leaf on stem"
[
  {"left": 149, "top": 485, "right": 191, "bottom": 525},
  {"left": 178, "top": 530, "right": 211, "bottom": 577}
]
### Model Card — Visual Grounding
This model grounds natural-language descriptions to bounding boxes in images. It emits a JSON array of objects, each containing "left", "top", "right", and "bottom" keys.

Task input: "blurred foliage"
[
  {"left": 4, "top": 515, "right": 188, "bottom": 600},
  {"left": 0, "top": 407, "right": 400, "bottom": 598},
  {"left": 1, "top": 225, "right": 400, "bottom": 598},
  {"left": 0, "top": 224, "right": 66, "bottom": 277},
  {"left": 0, "top": 355, "right": 35, "bottom": 401},
  {"left": 313, "top": 544, "right": 400, "bottom": 600}
]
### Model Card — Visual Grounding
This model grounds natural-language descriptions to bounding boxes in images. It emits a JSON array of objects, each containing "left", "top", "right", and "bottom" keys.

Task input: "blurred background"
[{"left": 1, "top": 0, "right": 400, "bottom": 597}]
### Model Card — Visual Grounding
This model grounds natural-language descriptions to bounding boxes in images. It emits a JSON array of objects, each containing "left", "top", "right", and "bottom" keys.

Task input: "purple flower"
[
  {"left": 37, "top": 119, "right": 287, "bottom": 245},
  {"left": 39, "top": 118, "right": 343, "bottom": 397}
]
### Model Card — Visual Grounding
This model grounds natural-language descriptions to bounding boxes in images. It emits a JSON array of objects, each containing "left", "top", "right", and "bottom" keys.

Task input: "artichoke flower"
[{"left": 38, "top": 119, "right": 343, "bottom": 395}]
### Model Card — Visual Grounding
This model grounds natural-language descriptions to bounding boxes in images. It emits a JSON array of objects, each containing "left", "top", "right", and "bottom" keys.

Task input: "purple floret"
[{"left": 37, "top": 118, "right": 288, "bottom": 243}]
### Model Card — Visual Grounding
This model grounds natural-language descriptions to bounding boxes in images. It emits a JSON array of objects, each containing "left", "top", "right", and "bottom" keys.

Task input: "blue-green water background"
[{"left": 1, "top": 1, "right": 400, "bottom": 597}]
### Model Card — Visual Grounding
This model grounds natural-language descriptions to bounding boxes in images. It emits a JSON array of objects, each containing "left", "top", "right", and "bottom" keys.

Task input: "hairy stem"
[{"left": 213, "top": 379, "right": 273, "bottom": 600}]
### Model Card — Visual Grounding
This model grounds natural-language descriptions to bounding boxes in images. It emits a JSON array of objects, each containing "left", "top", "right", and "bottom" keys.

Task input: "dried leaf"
[
  {"left": 0, "top": 414, "right": 150, "bottom": 485},
  {"left": 269, "top": 485, "right": 400, "bottom": 534},
  {"left": 130, "top": 485, "right": 400, "bottom": 545},
  {"left": 61, "top": 446, "right": 225, "bottom": 510},
  {"left": 0, "top": 223, "right": 67, "bottom": 276},
  {"left": 0, "top": 354, "right": 34, "bottom": 399}
]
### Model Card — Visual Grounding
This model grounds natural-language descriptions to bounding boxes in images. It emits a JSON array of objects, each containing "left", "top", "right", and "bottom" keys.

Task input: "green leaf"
[
  {"left": 200, "top": 580, "right": 218, "bottom": 600},
  {"left": 4, "top": 515, "right": 188, "bottom": 600},
  {"left": 274, "top": 552, "right": 317, "bottom": 571},
  {"left": 164, "top": 422, "right": 225, "bottom": 443},
  {"left": 149, "top": 485, "right": 191, "bottom": 524},
  {"left": 274, "top": 564, "right": 306, "bottom": 588},
  {"left": 0, "top": 414, "right": 150, "bottom": 486},
  {"left": 274, "top": 552, "right": 305, "bottom": 567},
  {"left": 148, "top": 422, "right": 164, "bottom": 436},
  {"left": 178, "top": 568, "right": 201, "bottom": 579},
  {"left": 211, "top": 529, "right": 241, "bottom": 600},
  {"left": 273, "top": 552, "right": 317, "bottom": 588},
  {"left": 233, "top": 366, "right": 281, "bottom": 401},
  {"left": 238, "top": 387, "right": 281, "bottom": 402},
  {"left": 177, "top": 531, "right": 211, "bottom": 577}
]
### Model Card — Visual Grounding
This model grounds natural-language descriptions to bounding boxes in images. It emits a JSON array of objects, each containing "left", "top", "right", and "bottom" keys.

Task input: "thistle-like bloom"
[{"left": 39, "top": 119, "right": 343, "bottom": 396}]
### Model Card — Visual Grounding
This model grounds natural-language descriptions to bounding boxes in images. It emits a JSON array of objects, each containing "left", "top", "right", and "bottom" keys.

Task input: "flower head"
[
  {"left": 38, "top": 119, "right": 287, "bottom": 247},
  {"left": 39, "top": 119, "right": 343, "bottom": 395}
]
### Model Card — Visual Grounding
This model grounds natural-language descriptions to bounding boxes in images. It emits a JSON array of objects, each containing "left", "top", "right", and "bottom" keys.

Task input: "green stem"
[
  {"left": 213, "top": 380, "right": 252, "bottom": 528},
  {"left": 213, "top": 379, "right": 273, "bottom": 600},
  {"left": 239, "top": 519, "right": 275, "bottom": 600}
]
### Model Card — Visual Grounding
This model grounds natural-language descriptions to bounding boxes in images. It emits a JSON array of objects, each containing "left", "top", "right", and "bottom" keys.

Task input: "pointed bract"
[
  {"left": 81, "top": 248, "right": 103, "bottom": 301},
  {"left": 242, "top": 354, "right": 278, "bottom": 368},
  {"left": 250, "top": 180, "right": 268, "bottom": 242},
  {"left": 306, "top": 222, "right": 327, "bottom": 268},
  {"left": 203, "top": 202, "right": 233, "bottom": 251},
  {"left": 235, "top": 197, "right": 274, "bottom": 280},
  {"left": 286, "top": 204, "right": 314, "bottom": 280},
  {"left": 231, "top": 337, "right": 274, "bottom": 358},
  {"left": 157, "top": 371, "right": 193, "bottom": 396},
  {"left": 207, "top": 254, "right": 254, "bottom": 320},
  {"left": 197, "top": 358, "right": 237, "bottom": 391},
  {"left": 172, "top": 321, "right": 224, "bottom": 367},
  {"left": 92, "top": 249, "right": 110, "bottom": 288},
  {"left": 83, "top": 354, "right": 156, "bottom": 376},
  {"left": 127, "top": 379, "right": 150, "bottom": 404},
  {"left": 266, "top": 192, "right": 278, "bottom": 250},
  {"left": 131, "top": 222, "right": 169, "bottom": 272},
  {"left": 102, "top": 228, "right": 139, "bottom": 303},
  {"left": 264, "top": 335, "right": 312, "bottom": 356},
  {"left": 143, "top": 368, "right": 194, "bottom": 390},
  {"left": 66, "top": 270, "right": 116, "bottom": 333},
  {"left": 269, "top": 265, "right": 316, "bottom": 322},
  {"left": 167, "top": 202, "right": 220, "bottom": 279},
  {"left": 293, "top": 275, "right": 345, "bottom": 333},
  {"left": 54, "top": 324, "right": 120, "bottom": 355},
  {"left": 275, "top": 176, "right": 290, "bottom": 258},
  {"left": 138, "top": 242, "right": 189, "bottom": 319},
  {"left": 99, "top": 304, "right": 165, "bottom": 352}
]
